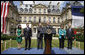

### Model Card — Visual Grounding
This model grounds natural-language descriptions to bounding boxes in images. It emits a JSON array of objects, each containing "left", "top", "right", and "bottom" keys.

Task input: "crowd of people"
[{"left": 16, "top": 21, "right": 75, "bottom": 50}]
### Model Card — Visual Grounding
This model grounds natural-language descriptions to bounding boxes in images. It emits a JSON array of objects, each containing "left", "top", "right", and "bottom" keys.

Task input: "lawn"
[{"left": 1, "top": 39, "right": 84, "bottom": 52}]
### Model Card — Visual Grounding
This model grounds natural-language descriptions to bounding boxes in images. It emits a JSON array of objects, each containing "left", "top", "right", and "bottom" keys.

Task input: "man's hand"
[
  {"left": 62, "top": 34, "right": 64, "bottom": 35},
  {"left": 66, "top": 37, "right": 67, "bottom": 39},
  {"left": 18, "top": 35, "right": 21, "bottom": 37},
  {"left": 72, "top": 37, "right": 74, "bottom": 39}
]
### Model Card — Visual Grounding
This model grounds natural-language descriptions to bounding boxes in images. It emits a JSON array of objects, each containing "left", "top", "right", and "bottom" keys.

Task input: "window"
[
  {"left": 34, "top": 8, "right": 36, "bottom": 13},
  {"left": 24, "top": 20, "right": 27, "bottom": 22},
  {"left": 49, "top": 17, "right": 51, "bottom": 23},
  {"left": 25, "top": 4, "right": 28, "bottom": 7},
  {"left": 34, "top": 16, "right": 36, "bottom": 23},
  {"left": 29, "top": 17, "right": 31, "bottom": 22},
  {"left": 62, "top": 20, "right": 63, "bottom": 23},
  {"left": 52, "top": 9, "right": 55, "bottom": 12},
  {"left": 48, "top": 5, "right": 50, "bottom": 8},
  {"left": 39, "top": 8, "right": 41, "bottom": 13},
  {"left": 66, "top": 13, "right": 67, "bottom": 20},
  {"left": 39, "top": 17, "right": 41, "bottom": 23},
  {"left": 24, "top": 17, "right": 26, "bottom": 19},
  {"left": 29, "top": 8, "right": 32, "bottom": 13},
  {"left": 58, "top": 28, "right": 60, "bottom": 34},
  {"left": 48, "top": 9, "right": 51, "bottom": 13},
  {"left": 53, "top": 17, "right": 55, "bottom": 23},
  {"left": 25, "top": 8, "right": 28, "bottom": 12},
  {"left": 43, "top": 17, "right": 46, "bottom": 23},
  {"left": 52, "top": 5, "right": 54, "bottom": 8},
  {"left": 58, "top": 18, "right": 60, "bottom": 23},
  {"left": 30, "top": 5, "right": 32, "bottom": 7},
  {"left": 24, "top": 17, "right": 27, "bottom": 22},
  {"left": 19, "top": 16, "right": 22, "bottom": 19},
  {"left": 44, "top": 9, "right": 46, "bottom": 13},
  {"left": 22, "top": 20, "right": 23, "bottom": 22},
  {"left": 20, "top": 8, "right": 23, "bottom": 12}
]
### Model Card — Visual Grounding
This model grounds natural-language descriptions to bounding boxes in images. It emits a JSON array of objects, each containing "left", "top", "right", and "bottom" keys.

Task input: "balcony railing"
[{"left": 18, "top": 11, "right": 61, "bottom": 15}]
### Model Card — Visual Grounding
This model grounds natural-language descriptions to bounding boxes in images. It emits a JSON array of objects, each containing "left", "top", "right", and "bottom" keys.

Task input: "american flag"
[{"left": 1, "top": 1, "right": 9, "bottom": 34}]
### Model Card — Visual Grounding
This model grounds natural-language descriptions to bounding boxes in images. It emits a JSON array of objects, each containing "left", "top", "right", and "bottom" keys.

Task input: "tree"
[{"left": 80, "top": 8, "right": 84, "bottom": 14}]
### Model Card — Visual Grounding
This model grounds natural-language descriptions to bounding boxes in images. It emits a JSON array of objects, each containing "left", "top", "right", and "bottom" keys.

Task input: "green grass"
[{"left": 1, "top": 39, "right": 84, "bottom": 52}]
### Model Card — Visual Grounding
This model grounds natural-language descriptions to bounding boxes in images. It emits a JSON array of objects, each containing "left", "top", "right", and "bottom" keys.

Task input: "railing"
[
  {"left": 53, "top": 38, "right": 81, "bottom": 49},
  {"left": 1, "top": 38, "right": 81, "bottom": 52},
  {"left": 1, "top": 39, "right": 12, "bottom": 51}
]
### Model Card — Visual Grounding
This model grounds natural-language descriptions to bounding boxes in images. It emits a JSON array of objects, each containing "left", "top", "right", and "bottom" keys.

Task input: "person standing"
[
  {"left": 16, "top": 25, "right": 23, "bottom": 50},
  {"left": 37, "top": 23, "right": 43, "bottom": 49},
  {"left": 24, "top": 23, "right": 32, "bottom": 50},
  {"left": 59, "top": 25, "right": 66, "bottom": 49},
  {"left": 44, "top": 21, "right": 53, "bottom": 50},
  {"left": 66, "top": 23, "right": 74, "bottom": 49}
]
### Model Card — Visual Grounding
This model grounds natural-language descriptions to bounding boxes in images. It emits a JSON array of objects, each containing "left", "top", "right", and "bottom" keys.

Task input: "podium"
[
  {"left": 41, "top": 27, "right": 56, "bottom": 54},
  {"left": 44, "top": 35, "right": 51, "bottom": 54}
]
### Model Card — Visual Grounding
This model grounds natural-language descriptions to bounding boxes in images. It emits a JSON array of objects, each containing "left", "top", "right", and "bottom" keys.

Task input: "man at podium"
[{"left": 44, "top": 21, "right": 53, "bottom": 54}]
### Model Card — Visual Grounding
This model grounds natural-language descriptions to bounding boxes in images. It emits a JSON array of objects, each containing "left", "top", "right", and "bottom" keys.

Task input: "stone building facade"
[
  {"left": 18, "top": 2, "right": 72, "bottom": 37},
  {"left": 1, "top": 1, "right": 73, "bottom": 37}
]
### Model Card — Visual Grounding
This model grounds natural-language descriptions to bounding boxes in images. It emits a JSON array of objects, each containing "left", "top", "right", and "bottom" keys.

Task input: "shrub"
[
  {"left": 53, "top": 34, "right": 59, "bottom": 37},
  {"left": 1, "top": 33, "right": 17, "bottom": 40},
  {"left": 1, "top": 34, "right": 8, "bottom": 40},
  {"left": 75, "top": 33, "right": 84, "bottom": 42}
]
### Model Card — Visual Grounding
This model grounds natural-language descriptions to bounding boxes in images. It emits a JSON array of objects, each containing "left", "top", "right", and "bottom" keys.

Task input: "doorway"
[{"left": 32, "top": 26, "right": 37, "bottom": 37}]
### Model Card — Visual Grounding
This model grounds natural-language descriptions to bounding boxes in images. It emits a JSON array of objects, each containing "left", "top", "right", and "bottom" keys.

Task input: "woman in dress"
[
  {"left": 59, "top": 25, "right": 66, "bottom": 49},
  {"left": 16, "top": 25, "right": 23, "bottom": 50}
]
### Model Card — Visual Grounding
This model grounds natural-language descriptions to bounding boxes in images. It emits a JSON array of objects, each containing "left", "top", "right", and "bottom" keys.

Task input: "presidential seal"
[{"left": 46, "top": 29, "right": 52, "bottom": 34}]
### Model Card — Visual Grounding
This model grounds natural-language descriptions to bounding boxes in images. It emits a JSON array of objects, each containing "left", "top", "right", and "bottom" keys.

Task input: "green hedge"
[
  {"left": 75, "top": 33, "right": 84, "bottom": 42},
  {"left": 1, "top": 34, "right": 17, "bottom": 40},
  {"left": 53, "top": 34, "right": 59, "bottom": 37}
]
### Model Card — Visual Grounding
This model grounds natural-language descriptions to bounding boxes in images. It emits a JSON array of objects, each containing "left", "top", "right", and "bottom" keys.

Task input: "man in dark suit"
[
  {"left": 37, "top": 23, "right": 43, "bottom": 49},
  {"left": 44, "top": 21, "right": 53, "bottom": 50},
  {"left": 66, "top": 23, "right": 74, "bottom": 49},
  {"left": 24, "top": 23, "right": 32, "bottom": 50}
]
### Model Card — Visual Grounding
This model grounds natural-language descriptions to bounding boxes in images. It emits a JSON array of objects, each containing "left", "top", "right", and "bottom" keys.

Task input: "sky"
[
  {"left": 13, "top": 1, "right": 84, "bottom": 11},
  {"left": 13, "top": 1, "right": 66, "bottom": 11}
]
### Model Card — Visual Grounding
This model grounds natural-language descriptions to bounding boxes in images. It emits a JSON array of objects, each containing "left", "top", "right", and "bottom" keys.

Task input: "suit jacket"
[
  {"left": 24, "top": 27, "right": 32, "bottom": 38},
  {"left": 66, "top": 28, "right": 74, "bottom": 39},
  {"left": 37, "top": 26, "right": 43, "bottom": 39},
  {"left": 44, "top": 25, "right": 53, "bottom": 39}
]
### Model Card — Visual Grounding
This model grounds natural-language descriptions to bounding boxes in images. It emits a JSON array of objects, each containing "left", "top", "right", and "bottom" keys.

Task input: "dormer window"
[
  {"left": 20, "top": 8, "right": 23, "bottom": 12},
  {"left": 25, "top": 8, "right": 28, "bottom": 12},
  {"left": 52, "top": 9, "right": 55, "bottom": 12},
  {"left": 48, "top": 5, "right": 50, "bottom": 8},
  {"left": 52, "top": 5, "right": 54, "bottom": 8},
  {"left": 48, "top": 9, "right": 51, "bottom": 13},
  {"left": 30, "top": 5, "right": 32, "bottom": 7},
  {"left": 29, "top": 8, "right": 32, "bottom": 13},
  {"left": 25, "top": 4, "right": 28, "bottom": 7}
]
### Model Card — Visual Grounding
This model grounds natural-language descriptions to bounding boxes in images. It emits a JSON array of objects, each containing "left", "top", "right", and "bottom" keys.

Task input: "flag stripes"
[{"left": 1, "top": 2, "right": 9, "bottom": 34}]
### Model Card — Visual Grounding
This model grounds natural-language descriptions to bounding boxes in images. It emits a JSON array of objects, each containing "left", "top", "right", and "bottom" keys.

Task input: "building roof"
[{"left": 18, "top": 4, "right": 60, "bottom": 14}]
